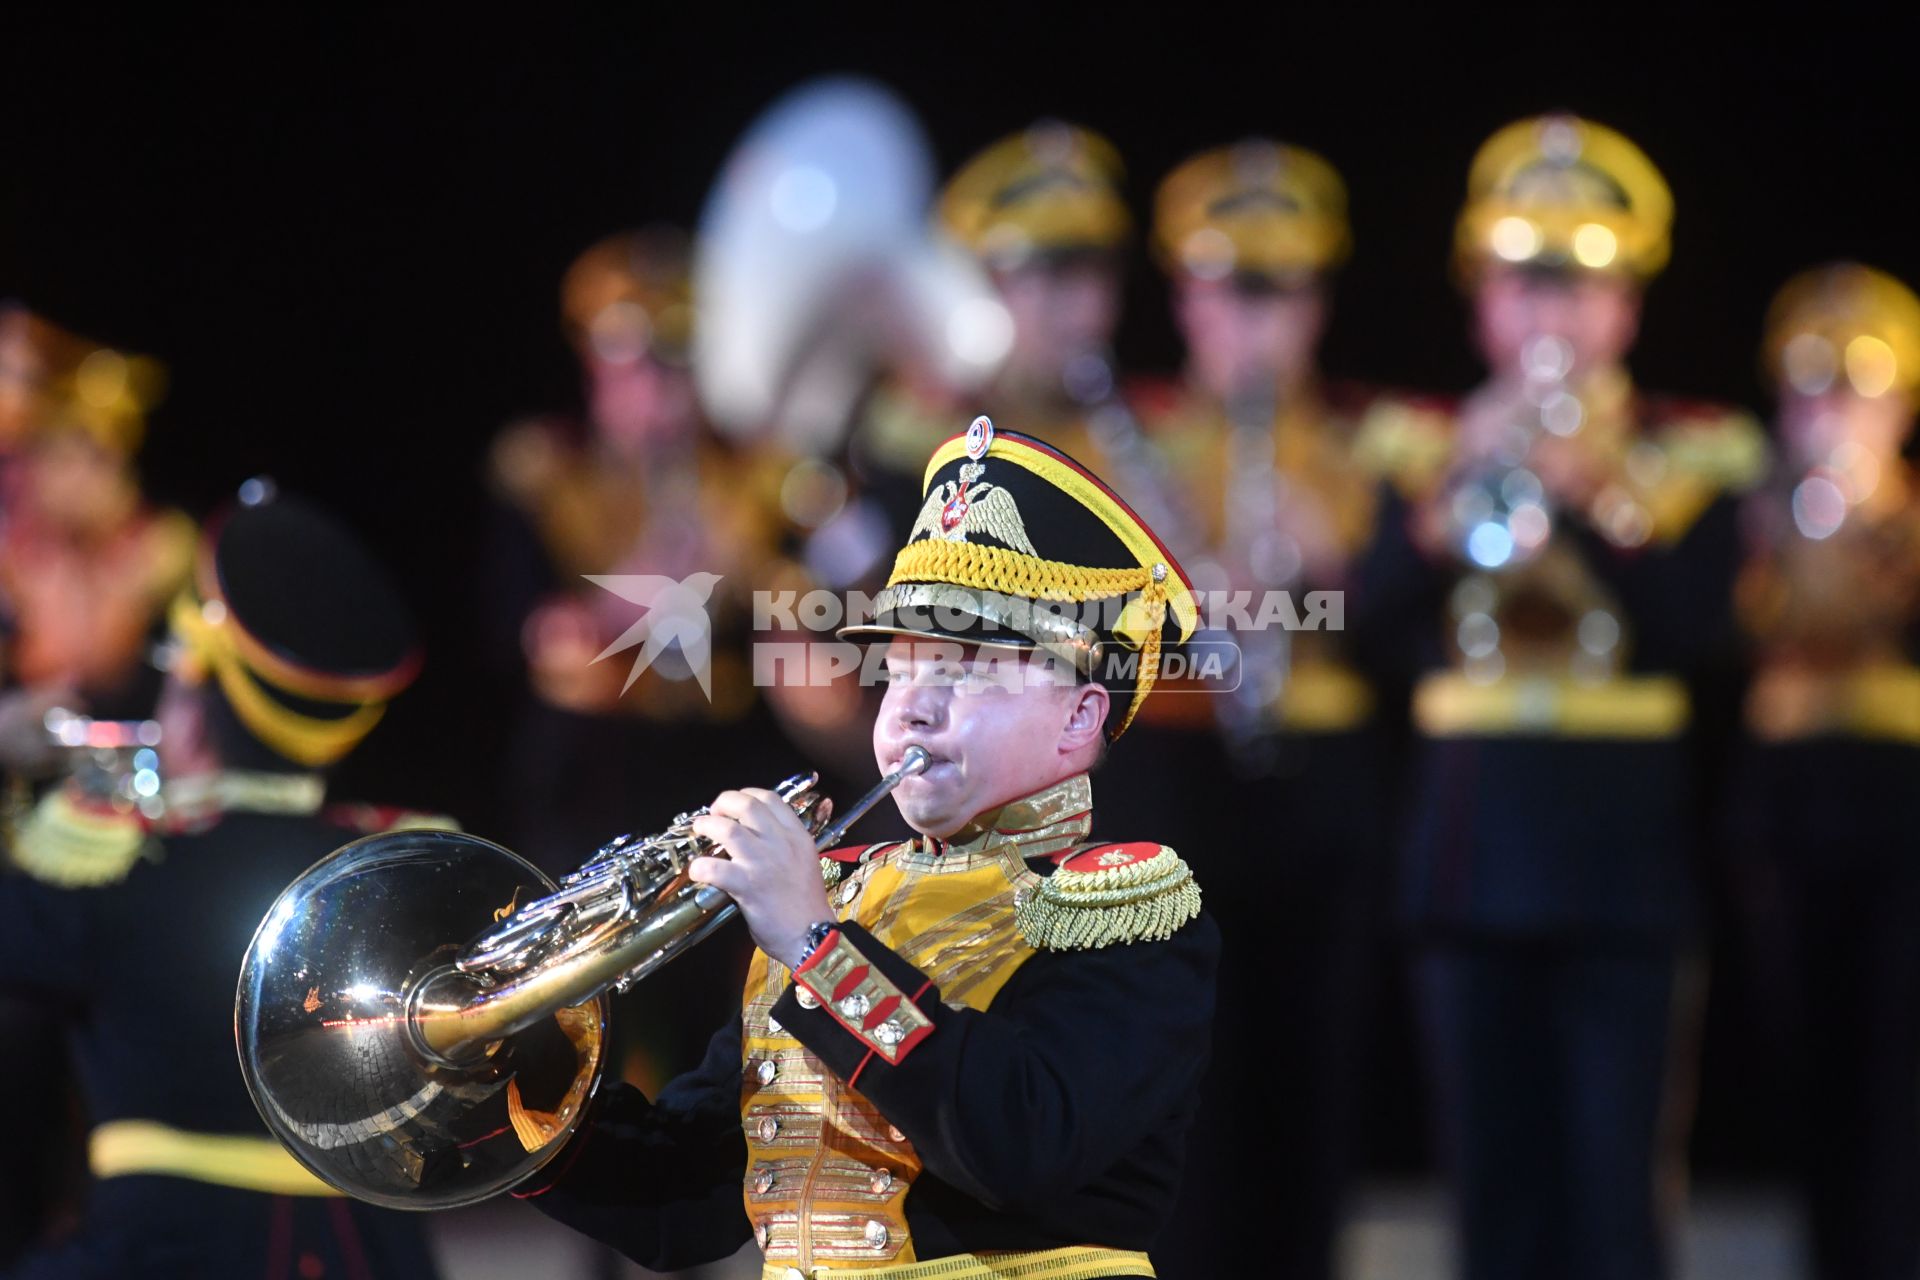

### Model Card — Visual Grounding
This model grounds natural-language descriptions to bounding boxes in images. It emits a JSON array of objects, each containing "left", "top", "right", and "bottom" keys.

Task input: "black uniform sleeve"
[
  {"left": 0, "top": 872, "right": 99, "bottom": 1000},
  {"left": 1349, "top": 484, "right": 1454, "bottom": 682},
  {"left": 771, "top": 916, "right": 1219, "bottom": 1211},
  {"left": 516, "top": 1014, "right": 752, "bottom": 1271}
]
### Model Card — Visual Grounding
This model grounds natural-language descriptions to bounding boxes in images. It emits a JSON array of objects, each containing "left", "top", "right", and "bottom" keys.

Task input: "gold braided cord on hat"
[
  {"left": 887, "top": 537, "right": 1167, "bottom": 736},
  {"left": 167, "top": 593, "right": 387, "bottom": 767}
]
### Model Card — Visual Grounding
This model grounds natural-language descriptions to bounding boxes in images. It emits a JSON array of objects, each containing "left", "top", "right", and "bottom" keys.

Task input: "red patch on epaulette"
[{"left": 1054, "top": 841, "right": 1162, "bottom": 872}]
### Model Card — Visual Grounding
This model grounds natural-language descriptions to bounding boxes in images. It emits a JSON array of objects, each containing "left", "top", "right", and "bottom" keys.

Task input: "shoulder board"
[
  {"left": 1645, "top": 404, "right": 1771, "bottom": 493},
  {"left": 1015, "top": 841, "right": 1202, "bottom": 951},
  {"left": 817, "top": 840, "right": 905, "bottom": 889},
  {"left": 820, "top": 842, "right": 892, "bottom": 865},
  {"left": 323, "top": 803, "right": 463, "bottom": 835},
  {"left": 8, "top": 788, "right": 156, "bottom": 888},
  {"left": 1352, "top": 393, "right": 1458, "bottom": 495}
]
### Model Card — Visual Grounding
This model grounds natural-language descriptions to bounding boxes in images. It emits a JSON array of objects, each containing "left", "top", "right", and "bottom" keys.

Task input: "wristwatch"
[{"left": 796, "top": 919, "right": 838, "bottom": 968}]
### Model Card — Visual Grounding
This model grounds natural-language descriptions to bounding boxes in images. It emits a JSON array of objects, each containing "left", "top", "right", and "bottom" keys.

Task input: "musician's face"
[
  {"left": 1473, "top": 265, "right": 1641, "bottom": 375},
  {"left": 1778, "top": 381, "right": 1915, "bottom": 470},
  {"left": 584, "top": 354, "right": 698, "bottom": 457},
  {"left": 993, "top": 255, "right": 1122, "bottom": 389},
  {"left": 873, "top": 638, "right": 1107, "bottom": 839},
  {"left": 1175, "top": 274, "right": 1326, "bottom": 402}
]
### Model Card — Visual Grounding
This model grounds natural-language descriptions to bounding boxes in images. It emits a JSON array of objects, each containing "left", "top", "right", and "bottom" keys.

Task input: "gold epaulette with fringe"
[
  {"left": 1015, "top": 842, "right": 1202, "bottom": 951},
  {"left": 8, "top": 789, "right": 155, "bottom": 888},
  {"left": 1652, "top": 408, "right": 1770, "bottom": 492}
]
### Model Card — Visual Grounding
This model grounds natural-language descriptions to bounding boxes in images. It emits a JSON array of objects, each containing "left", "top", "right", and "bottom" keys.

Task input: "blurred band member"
[
  {"left": 485, "top": 228, "right": 789, "bottom": 1088},
  {"left": 0, "top": 309, "right": 191, "bottom": 1264},
  {"left": 1728, "top": 264, "right": 1920, "bottom": 1280},
  {"left": 1356, "top": 115, "right": 1765, "bottom": 1280},
  {"left": 0, "top": 487, "right": 442, "bottom": 1278},
  {"left": 1144, "top": 140, "right": 1386, "bottom": 1280}
]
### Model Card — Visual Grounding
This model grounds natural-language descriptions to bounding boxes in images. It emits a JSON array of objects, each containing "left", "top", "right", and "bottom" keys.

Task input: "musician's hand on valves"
[{"left": 688, "top": 788, "right": 834, "bottom": 971}]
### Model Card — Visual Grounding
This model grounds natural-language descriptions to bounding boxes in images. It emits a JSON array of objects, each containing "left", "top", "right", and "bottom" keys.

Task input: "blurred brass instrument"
[
  {"left": 1446, "top": 334, "right": 1581, "bottom": 571},
  {"left": 694, "top": 77, "right": 1008, "bottom": 455},
  {"left": 42, "top": 707, "right": 165, "bottom": 814},
  {"left": 1213, "top": 373, "right": 1293, "bottom": 774},
  {"left": 1065, "top": 347, "right": 1206, "bottom": 559},
  {"left": 2, "top": 706, "right": 164, "bottom": 855},
  {"left": 234, "top": 747, "right": 929, "bottom": 1210}
]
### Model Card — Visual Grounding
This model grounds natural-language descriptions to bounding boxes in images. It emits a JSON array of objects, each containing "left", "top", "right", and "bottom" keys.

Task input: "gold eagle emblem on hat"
[{"left": 907, "top": 460, "right": 1038, "bottom": 556}]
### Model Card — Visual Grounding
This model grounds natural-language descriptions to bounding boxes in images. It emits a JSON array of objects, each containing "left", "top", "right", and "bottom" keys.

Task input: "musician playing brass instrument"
[
  {"left": 517, "top": 421, "right": 1218, "bottom": 1279},
  {"left": 0, "top": 485, "right": 443, "bottom": 1278},
  {"left": 1355, "top": 115, "right": 1765, "bottom": 1280},
  {"left": 1140, "top": 139, "right": 1384, "bottom": 1280},
  {"left": 1726, "top": 263, "right": 1920, "bottom": 1280}
]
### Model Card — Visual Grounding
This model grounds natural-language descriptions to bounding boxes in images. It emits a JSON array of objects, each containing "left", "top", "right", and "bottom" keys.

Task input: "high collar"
[{"left": 915, "top": 772, "right": 1093, "bottom": 864}]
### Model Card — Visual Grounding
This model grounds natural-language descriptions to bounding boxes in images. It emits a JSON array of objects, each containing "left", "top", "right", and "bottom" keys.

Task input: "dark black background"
[{"left": 3, "top": 8, "right": 1911, "bottom": 1177}]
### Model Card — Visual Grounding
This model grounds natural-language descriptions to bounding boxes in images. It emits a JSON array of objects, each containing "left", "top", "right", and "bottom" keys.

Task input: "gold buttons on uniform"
[
  {"left": 795, "top": 986, "right": 820, "bottom": 1010},
  {"left": 887, "top": 1124, "right": 906, "bottom": 1143},
  {"left": 766, "top": 1014, "right": 784, "bottom": 1036},
  {"left": 754, "top": 1220, "right": 770, "bottom": 1248},
  {"left": 839, "top": 993, "right": 870, "bottom": 1020},
  {"left": 871, "top": 1020, "right": 905, "bottom": 1047},
  {"left": 869, "top": 1167, "right": 894, "bottom": 1194},
  {"left": 864, "top": 1219, "right": 890, "bottom": 1247},
  {"left": 753, "top": 1165, "right": 775, "bottom": 1193},
  {"left": 757, "top": 1115, "right": 780, "bottom": 1143},
  {"left": 838, "top": 877, "right": 862, "bottom": 906},
  {"left": 757, "top": 1057, "right": 779, "bottom": 1086}
]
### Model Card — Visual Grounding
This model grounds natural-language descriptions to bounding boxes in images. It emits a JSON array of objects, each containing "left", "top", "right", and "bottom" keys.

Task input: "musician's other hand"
[{"left": 688, "top": 788, "right": 832, "bottom": 970}]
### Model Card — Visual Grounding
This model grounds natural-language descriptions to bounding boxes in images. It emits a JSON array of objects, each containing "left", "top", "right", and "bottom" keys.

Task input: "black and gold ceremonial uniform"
[
  {"left": 1725, "top": 264, "right": 1920, "bottom": 1280},
  {"left": 1354, "top": 116, "right": 1766, "bottom": 1280},
  {"left": 0, "top": 489, "right": 443, "bottom": 1279},
  {"left": 521, "top": 422, "right": 1219, "bottom": 1278}
]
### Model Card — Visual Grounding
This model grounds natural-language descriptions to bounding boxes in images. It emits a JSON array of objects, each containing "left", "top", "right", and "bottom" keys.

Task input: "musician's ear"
[{"left": 1059, "top": 680, "right": 1108, "bottom": 762}]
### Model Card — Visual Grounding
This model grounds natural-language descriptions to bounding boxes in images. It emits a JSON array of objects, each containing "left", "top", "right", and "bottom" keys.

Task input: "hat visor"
[{"left": 835, "top": 584, "right": 1101, "bottom": 673}]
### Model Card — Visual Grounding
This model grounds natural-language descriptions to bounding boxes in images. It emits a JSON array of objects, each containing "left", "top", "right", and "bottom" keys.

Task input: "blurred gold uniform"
[
  {"left": 489, "top": 230, "right": 785, "bottom": 728},
  {"left": 1727, "top": 264, "right": 1920, "bottom": 1280},
  {"left": 1139, "top": 140, "right": 1386, "bottom": 1280}
]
